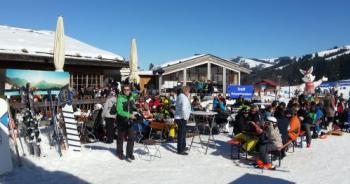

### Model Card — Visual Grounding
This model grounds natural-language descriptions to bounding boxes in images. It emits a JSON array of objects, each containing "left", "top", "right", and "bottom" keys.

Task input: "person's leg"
[
  {"left": 105, "top": 118, "right": 115, "bottom": 143},
  {"left": 327, "top": 117, "right": 334, "bottom": 133},
  {"left": 176, "top": 119, "right": 185, "bottom": 153},
  {"left": 116, "top": 129, "right": 125, "bottom": 156},
  {"left": 259, "top": 144, "right": 269, "bottom": 164},
  {"left": 126, "top": 127, "right": 136, "bottom": 157},
  {"left": 302, "top": 124, "right": 312, "bottom": 146},
  {"left": 182, "top": 119, "right": 187, "bottom": 151}
]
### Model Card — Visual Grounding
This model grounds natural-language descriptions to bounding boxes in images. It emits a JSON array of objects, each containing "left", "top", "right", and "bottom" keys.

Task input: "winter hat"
[{"left": 266, "top": 116, "right": 277, "bottom": 124}]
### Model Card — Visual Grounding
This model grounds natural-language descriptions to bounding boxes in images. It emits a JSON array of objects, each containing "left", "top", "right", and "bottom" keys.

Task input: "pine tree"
[{"left": 149, "top": 63, "right": 154, "bottom": 70}]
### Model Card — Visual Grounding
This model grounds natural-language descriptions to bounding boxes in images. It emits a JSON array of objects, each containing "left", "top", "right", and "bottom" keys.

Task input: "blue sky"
[{"left": 1, "top": 0, "right": 350, "bottom": 69}]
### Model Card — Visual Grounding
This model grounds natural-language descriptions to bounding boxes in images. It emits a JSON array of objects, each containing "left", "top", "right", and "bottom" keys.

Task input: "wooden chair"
[{"left": 149, "top": 121, "right": 167, "bottom": 141}]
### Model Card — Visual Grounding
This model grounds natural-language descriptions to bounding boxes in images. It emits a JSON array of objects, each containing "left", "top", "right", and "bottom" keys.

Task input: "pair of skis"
[
  {"left": 48, "top": 86, "right": 75, "bottom": 157},
  {"left": 233, "top": 160, "right": 289, "bottom": 172},
  {"left": 19, "top": 87, "right": 42, "bottom": 157},
  {"left": 48, "top": 89, "right": 64, "bottom": 157}
]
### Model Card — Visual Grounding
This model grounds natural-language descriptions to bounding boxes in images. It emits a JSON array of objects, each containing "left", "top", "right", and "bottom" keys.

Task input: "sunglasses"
[{"left": 123, "top": 88, "right": 130, "bottom": 91}]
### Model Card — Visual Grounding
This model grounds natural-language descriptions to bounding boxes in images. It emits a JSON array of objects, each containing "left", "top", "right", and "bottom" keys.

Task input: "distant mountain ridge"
[
  {"left": 234, "top": 45, "right": 350, "bottom": 85},
  {"left": 230, "top": 45, "right": 350, "bottom": 72}
]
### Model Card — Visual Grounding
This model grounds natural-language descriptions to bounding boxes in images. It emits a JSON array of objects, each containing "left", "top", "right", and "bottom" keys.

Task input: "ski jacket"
[
  {"left": 102, "top": 95, "right": 117, "bottom": 119},
  {"left": 263, "top": 124, "right": 283, "bottom": 150},
  {"left": 288, "top": 115, "right": 301, "bottom": 141},
  {"left": 276, "top": 115, "right": 290, "bottom": 144},
  {"left": 116, "top": 93, "right": 137, "bottom": 119}
]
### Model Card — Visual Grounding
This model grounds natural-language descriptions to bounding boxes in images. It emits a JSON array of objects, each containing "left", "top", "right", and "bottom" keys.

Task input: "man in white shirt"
[{"left": 175, "top": 86, "right": 191, "bottom": 155}]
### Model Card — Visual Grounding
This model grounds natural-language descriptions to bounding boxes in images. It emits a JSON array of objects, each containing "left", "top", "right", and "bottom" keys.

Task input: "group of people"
[
  {"left": 97, "top": 82, "right": 349, "bottom": 165},
  {"left": 100, "top": 84, "right": 194, "bottom": 159},
  {"left": 232, "top": 89, "right": 350, "bottom": 169}
]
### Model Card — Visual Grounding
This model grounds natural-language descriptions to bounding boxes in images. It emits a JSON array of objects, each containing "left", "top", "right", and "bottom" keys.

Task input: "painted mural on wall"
[{"left": 5, "top": 69, "right": 69, "bottom": 91}]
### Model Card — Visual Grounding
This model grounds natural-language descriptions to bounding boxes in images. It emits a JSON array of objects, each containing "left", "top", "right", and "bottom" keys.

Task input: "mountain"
[
  {"left": 34, "top": 80, "right": 63, "bottom": 89},
  {"left": 6, "top": 77, "right": 27, "bottom": 88},
  {"left": 237, "top": 45, "right": 350, "bottom": 85}
]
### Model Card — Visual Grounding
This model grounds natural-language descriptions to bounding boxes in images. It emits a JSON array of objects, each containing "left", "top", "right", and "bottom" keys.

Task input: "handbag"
[{"left": 110, "top": 104, "right": 117, "bottom": 115}]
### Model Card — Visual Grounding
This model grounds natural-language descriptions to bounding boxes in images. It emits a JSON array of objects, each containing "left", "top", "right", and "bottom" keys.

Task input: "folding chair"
[{"left": 135, "top": 121, "right": 161, "bottom": 160}]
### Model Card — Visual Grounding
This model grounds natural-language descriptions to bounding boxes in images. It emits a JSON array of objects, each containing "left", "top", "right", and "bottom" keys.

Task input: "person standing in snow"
[
  {"left": 323, "top": 92, "right": 336, "bottom": 133},
  {"left": 175, "top": 86, "right": 191, "bottom": 155},
  {"left": 116, "top": 84, "right": 138, "bottom": 160},
  {"left": 101, "top": 90, "right": 117, "bottom": 143}
]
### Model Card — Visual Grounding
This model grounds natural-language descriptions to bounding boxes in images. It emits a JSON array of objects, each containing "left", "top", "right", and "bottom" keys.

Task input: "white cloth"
[{"left": 175, "top": 93, "right": 191, "bottom": 120}]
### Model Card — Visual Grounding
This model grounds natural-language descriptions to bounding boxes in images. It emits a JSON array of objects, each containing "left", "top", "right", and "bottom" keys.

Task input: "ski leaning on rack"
[
  {"left": 48, "top": 89, "right": 64, "bottom": 157},
  {"left": 20, "top": 86, "right": 42, "bottom": 157}
]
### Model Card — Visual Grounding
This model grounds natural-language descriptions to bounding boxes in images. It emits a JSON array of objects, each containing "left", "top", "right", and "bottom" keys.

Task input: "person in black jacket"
[
  {"left": 233, "top": 108, "right": 250, "bottom": 135},
  {"left": 297, "top": 102, "right": 312, "bottom": 148},
  {"left": 116, "top": 84, "right": 138, "bottom": 160}
]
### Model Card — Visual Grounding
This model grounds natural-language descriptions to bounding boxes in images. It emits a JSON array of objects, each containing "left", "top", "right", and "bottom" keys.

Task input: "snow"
[
  {"left": 275, "top": 64, "right": 289, "bottom": 70},
  {"left": 325, "top": 50, "right": 350, "bottom": 61},
  {"left": 0, "top": 25, "right": 124, "bottom": 61},
  {"left": 138, "top": 70, "right": 154, "bottom": 76},
  {"left": 158, "top": 54, "right": 205, "bottom": 68},
  {"left": 260, "top": 58, "right": 278, "bottom": 63},
  {"left": 238, "top": 58, "right": 273, "bottom": 68},
  {"left": 1, "top": 127, "right": 350, "bottom": 184},
  {"left": 314, "top": 45, "right": 350, "bottom": 58}
]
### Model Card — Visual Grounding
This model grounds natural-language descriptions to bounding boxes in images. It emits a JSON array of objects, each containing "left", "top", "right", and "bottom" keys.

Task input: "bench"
[
  {"left": 270, "top": 140, "right": 293, "bottom": 167},
  {"left": 297, "top": 130, "right": 306, "bottom": 148},
  {"left": 227, "top": 139, "right": 250, "bottom": 160}
]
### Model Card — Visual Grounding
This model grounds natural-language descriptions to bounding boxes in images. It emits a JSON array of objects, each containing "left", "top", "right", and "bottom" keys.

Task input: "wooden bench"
[
  {"left": 297, "top": 130, "right": 306, "bottom": 148},
  {"left": 226, "top": 139, "right": 250, "bottom": 160},
  {"left": 270, "top": 140, "right": 293, "bottom": 167}
]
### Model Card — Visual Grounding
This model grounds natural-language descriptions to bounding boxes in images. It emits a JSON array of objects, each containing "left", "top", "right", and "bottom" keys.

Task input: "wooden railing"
[{"left": 10, "top": 98, "right": 106, "bottom": 114}]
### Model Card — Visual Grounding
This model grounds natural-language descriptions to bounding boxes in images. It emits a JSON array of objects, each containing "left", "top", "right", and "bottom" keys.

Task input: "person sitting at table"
[
  {"left": 166, "top": 105, "right": 177, "bottom": 141},
  {"left": 234, "top": 107, "right": 262, "bottom": 152},
  {"left": 233, "top": 107, "right": 250, "bottom": 135},
  {"left": 213, "top": 96, "right": 229, "bottom": 133},
  {"left": 149, "top": 96, "right": 162, "bottom": 112},
  {"left": 191, "top": 96, "right": 204, "bottom": 111}
]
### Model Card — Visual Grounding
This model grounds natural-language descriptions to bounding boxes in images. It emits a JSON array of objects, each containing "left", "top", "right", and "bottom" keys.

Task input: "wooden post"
[
  {"left": 223, "top": 67, "right": 227, "bottom": 96},
  {"left": 183, "top": 68, "right": 187, "bottom": 86},
  {"left": 207, "top": 62, "right": 211, "bottom": 81}
]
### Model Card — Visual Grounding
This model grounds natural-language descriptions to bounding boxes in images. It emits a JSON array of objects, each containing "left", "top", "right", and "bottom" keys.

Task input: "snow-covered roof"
[
  {"left": 138, "top": 70, "right": 153, "bottom": 76},
  {"left": 0, "top": 25, "right": 124, "bottom": 61},
  {"left": 159, "top": 54, "right": 205, "bottom": 68}
]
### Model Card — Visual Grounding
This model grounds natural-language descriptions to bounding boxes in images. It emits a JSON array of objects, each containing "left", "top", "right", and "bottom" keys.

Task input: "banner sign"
[{"left": 227, "top": 85, "right": 254, "bottom": 99}]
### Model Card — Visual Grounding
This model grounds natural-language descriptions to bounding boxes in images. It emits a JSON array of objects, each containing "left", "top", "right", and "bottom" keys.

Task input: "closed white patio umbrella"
[
  {"left": 129, "top": 38, "right": 140, "bottom": 83},
  {"left": 53, "top": 16, "right": 65, "bottom": 72}
]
